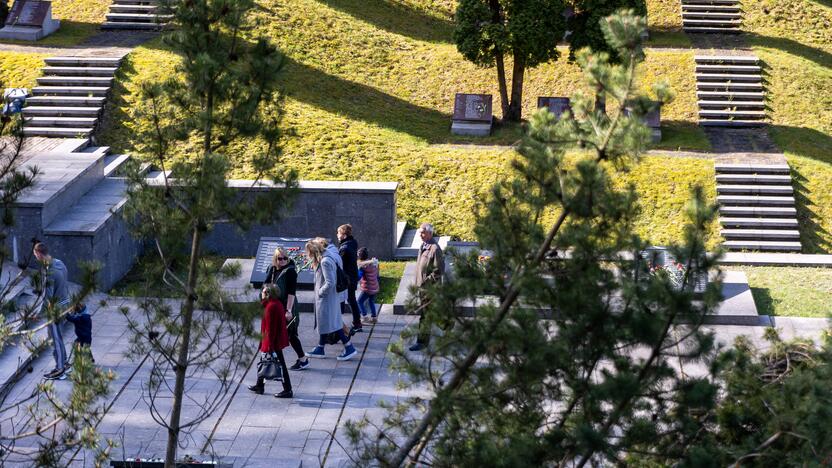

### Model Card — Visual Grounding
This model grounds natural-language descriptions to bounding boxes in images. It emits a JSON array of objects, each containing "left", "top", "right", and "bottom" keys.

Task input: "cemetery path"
[{"left": 0, "top": 30, "right": 157, "bottom": 56}]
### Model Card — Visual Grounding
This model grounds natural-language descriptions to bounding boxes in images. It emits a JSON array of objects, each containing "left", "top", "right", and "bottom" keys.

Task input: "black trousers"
[
  {"left": 345, "top": 284, "right": 361, "bottom": 328},
  {"left": 256, "top": 348, "right": 291, "bottom": 392},
  {"left": 288, "top": 319, "right": 304, "bottom": 359}
]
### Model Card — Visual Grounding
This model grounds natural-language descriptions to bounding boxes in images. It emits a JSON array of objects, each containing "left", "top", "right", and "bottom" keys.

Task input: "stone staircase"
[
  {"left": 102, "top": 0, "right": 169, "bottom": 30},
  {"left": 23, "top": 56, "right": 123, "bottom": 139},
  {"left": 394, "top": 222, "right": 451, "bottom": 259},
  {"left": 682, "top": 0, "right": 742, "bottom": 34},
  {"left": 696, "top": 55, "right": 766, "bottom": 127},
  {"left": 716, "top": 163, "right": 801, "bottom": 252}
]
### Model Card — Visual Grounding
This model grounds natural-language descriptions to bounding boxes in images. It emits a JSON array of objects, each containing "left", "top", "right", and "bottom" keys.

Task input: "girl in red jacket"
[{"left": 248, "top": 285, "right": 293, "bottom": 398}]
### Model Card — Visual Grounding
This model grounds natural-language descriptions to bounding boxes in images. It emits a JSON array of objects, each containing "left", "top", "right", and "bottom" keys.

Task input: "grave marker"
[
  {"left": 537, "top": 97, "right": 572, "bottom": 120},
  {"left": 250, "top": 237, "right": 317, "bottom": 288},
  {"left": 0, "top": 0, "right": 60, "bottom": 41},
  {"left": 451, "top": 93, "right": 493, "bottom": 136},
  {"left": 623, "top": 102, "right": 662, "bottom": 143}
]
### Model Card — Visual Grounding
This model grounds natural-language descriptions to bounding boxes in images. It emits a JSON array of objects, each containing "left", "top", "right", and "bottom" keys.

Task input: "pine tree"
[
  {"left": 454, "top": 0, "right": 567, "bottom": 122},
  {"left": 348, "top": 11, "right": 725, "bottom": 466},
  {"left": 118, "top": 1, "right": 297, "bottom": 466}
]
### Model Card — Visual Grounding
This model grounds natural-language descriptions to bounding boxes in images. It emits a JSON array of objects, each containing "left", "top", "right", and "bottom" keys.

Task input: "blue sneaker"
[
  {"left": 337, "top": 344, "right": 357, "bottom": 361},
  {"left": 307, "top": 346, "right": 326, "bottom": 358}
]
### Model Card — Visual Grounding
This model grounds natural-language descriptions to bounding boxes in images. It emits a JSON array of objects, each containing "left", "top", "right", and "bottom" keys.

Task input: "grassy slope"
[
  {"left": 0, "top": 0, "right": 108, "bottom": 46},
  {"left": 645, "top": 0, "right": 690, "bottom": 47},
  {"left": 0, "top": 52, "right": 46, "bottom": 88},
  {"left": 100, "top": 0, "right": 712, "bottom": 243},
  {"left": 743, "top": 0, "right": 832, "bottom": 253},
  {"left": 734, "top": 266, "right": 832, "bottom": 318}
]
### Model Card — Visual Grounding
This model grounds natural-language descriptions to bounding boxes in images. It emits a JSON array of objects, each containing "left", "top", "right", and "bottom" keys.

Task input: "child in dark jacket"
[
  {"left": 357, "top": 248, "right": 380, "bottom": 324},
  {"left": 66, "top": 303, "right": 94, "bottom": 363}
]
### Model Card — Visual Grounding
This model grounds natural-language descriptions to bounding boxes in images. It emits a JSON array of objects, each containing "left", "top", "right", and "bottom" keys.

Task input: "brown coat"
[{"left": 414, "top": 239, "right": 444, "bottom": 288}]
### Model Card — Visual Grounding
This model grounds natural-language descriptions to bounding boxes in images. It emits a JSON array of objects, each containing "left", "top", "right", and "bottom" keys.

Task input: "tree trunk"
[
  {"left": 594, "top": 90, "right": 606, "bottom": 114},
  {"left": 164, "top": 227, "right": 203, "bottom": 468},
  {"left": 504, "top": 54, "right": 526, "bottom": 122},
  {"left": 489, "top": 0, "right": 509, "bottom": 120}
]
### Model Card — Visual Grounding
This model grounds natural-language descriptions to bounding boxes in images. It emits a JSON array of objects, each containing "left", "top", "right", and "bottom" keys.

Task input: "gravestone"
[
  {"left": 640, "top": 246, "right": 707, "bottom": 295},
  {"left": 250, "top": 237, "right": 317, "bottom": 289},
  {"left": 624, "top": 102, "right": 662, "bottom": 143},
  {"left": 451, "top": 93, "right": 493, "bottom": 137},
  {"left": 537, "top": 97, "right": 572, "bottom": 120},
  {"left": 0, "top": 0, "right": 60, "bottom": 41}
]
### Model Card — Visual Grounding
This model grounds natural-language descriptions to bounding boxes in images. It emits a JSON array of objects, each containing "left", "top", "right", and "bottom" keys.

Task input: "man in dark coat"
[
  {"left": 337, "top": 224, "right": 363, "bottom": 333},
  {"left": 409, "top": 222, "right": 444, "bottom": 352}
]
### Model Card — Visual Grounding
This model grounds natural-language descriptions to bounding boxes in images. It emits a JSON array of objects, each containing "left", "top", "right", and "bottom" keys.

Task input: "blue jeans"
[{"left": 357, "top": 291, "right": 377, "bottom": 317}]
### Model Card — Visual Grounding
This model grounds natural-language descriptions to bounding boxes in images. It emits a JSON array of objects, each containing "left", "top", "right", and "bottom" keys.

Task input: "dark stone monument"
[
  {"left": 451, "top": 93, "right": 493, "bottom": 136},
  {"left": 0, "top": 0, "right": 60, "bottom": 41},
  {"left": 623, "top": 102, "right": 662, "bottom": 143},
  {"left": 537, "top": 97, "right": 572, "bottom": 120},
  {"left": 250, "top": 237, "right": 317, "bottom": 289}
]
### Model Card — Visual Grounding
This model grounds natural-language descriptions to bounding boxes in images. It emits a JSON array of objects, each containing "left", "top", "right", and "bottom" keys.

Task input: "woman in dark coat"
[
  {"left": 248, "top": 285, "right": 293, "bottom": 398},
  {"left": 264, "top": 247, "right": 308, "bottom": 370}
]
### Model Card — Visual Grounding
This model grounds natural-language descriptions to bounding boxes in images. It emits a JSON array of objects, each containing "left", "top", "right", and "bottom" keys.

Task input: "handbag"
[
  {"left": 257, "top": 353, "right": 283, "bottom": 381},
  {"left": 335, "top": 264, "right": 349, "bottom": 293}
]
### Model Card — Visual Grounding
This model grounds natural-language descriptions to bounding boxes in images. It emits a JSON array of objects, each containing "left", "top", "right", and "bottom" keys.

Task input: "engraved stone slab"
[
  {"left": 452, "top": 93, "right": 493, "bottom": 123},
  {"left": 250, "top": 237, "right": 316, "bottom": 288},
  {"left": 537, "top": 97, "right": 571, "bottom": 119},
  {"left": 5, "top": 0, "right": 50, "bottom": 26}
]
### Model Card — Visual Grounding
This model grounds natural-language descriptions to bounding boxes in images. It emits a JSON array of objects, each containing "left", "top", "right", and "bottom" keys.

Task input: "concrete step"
[
  {"left": 109, "top": 4, "right": 158, "bottom": 13},
  {"left": 721, "top": 229, "right": 800, "bottom": 240},
  {"left": 697, "top": 82, "right": 764, "bottom": 91},
  {"left": 683, "top": 5, "right": 741, "bottom": 12},
  {"left": 698, "top": 100, "right": 765, "bottom": 109},
  {"left": 696, "top": 73, "right": 761, "bottom": 82},
  {"left": 111, "top": 0, "right": 159, "bottom": 4},
  {"left": 32, "top": 86, "right": 110, "bottom": 96},
  {"left": 683, "top": 26, "right": 742, "bottom": 33},
  {"left": 103, "top": 154, "right": 132, "bottom": 177},
  {"left": 24, "top": 116, "right": 98, "bottom": 127},
  {"left": 36, "top": 76, "right": 113, "bottom": 86},
  {"left": 682, "top": 12, "right": 741, "bottom": 19},
  {"left": 716, "top": 184, "right": 793, "bottom": 195},
  {"left": 719, "top": 217, "right": 799, "bottom": 228},
  {"left": 25, "top": 96, "right": 106, "bottom": 106},
  {"left": 699, "top": 109, "right": 766, "bottom": 119},
  {"left": 715, "top": 174, "right": 792, "bottom": 184},
  {"left": 719, "top": 206, "right": 796, "bottom": 217},
  {"left": 105, "top": 12, "right": 171, "bottom": 21},
  {"left": 699, "top": 119, "right": 767, "bottom": 127},
  {"left": 22, "top": 106, "right": 102, "bottom": 117},
  {"left": 697, "top": 91, "right": 765, "bottom": 100},
  {"left": 695, "top": 55, "right": 759, "bottom": 64},
  {"left": 101, "top": 21, "right": 164, "bottom": 30},
  {"left": 44, "top": 57, "right": 122, "bottom": 67},
  {"left": 696, "top": 64, "right": 760, "bottom": 73},
  {"left": 41, "top": 66, "right": 118, "bottom": 77},
  {"left": 717, "top": 195, "right": 794, "bottom": 206},
  {"left": 683, "top": 19, "right": 742, "bottom": 26},
  {"left": 22, "top": 126, "right": 93, "bottom": 137},
  {"left": 722, "top": 240, "right": 802, "bottom": 252},
  {"left": 715, "top": 164, "right": 790, "bottom": 175}
]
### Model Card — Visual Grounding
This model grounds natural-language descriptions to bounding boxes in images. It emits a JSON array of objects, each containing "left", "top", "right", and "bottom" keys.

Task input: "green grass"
[
  {"left": 0, "top": 0, "right": 108, "bottom": 47},
  {"left": 0, "top": 52, "right": 47, "bottom": 88},
  {"left": 734, "top": 267, "right": 832, "bottom": 318},
  {"left": 645, "top": 0, "right": 691, "bottom": 48},
  {"left": 377, "top": 261, "right": 407, "bottom": 304},
  {"left": 109, "top": 254, "right": 227, "bottom": 298}
]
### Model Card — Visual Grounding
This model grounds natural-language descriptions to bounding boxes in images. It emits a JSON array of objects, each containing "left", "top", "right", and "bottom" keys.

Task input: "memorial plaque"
[
  {"left": 5, "top": 0, "right": 50, "bottom": 27},
  {"left": 623, "top": 101, "right": 661, "bottom": 128},
  {"left": 250, "top": 237, "right": 319, "bottom": 288},
  {"left": 537, "top": 97, "right": 571, "bottom": 119},
  {"left": 452, "top": 93, "right": 492, "bottom": 122}
]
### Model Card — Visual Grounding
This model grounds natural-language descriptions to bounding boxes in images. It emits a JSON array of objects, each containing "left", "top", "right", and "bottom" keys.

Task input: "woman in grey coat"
[{"left": 306, "top": 238, "right": 358, "bottom": 361}]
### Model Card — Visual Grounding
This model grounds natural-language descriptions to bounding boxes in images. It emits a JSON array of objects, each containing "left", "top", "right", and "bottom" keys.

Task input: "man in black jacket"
[{"left": 337, "top": 224, "right": 363, "bottom": 333}]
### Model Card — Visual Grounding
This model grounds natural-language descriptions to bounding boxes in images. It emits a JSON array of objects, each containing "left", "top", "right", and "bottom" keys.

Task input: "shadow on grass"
[
  {"left": 748, "top": 286, "right": 774, "bottom": 316},
  {"left": 280, "top": 56, "right": 451, "bottom": 142},
  {"left": 314, "top": 0, "right": 454, "bottom": 44},
  {"left": 646, "top": 26, "right": 691, "bottom": 48},
  {"left": 0, "top": 20, "right": 100, "bottom": 47},
  {"left": 746, "top": 32, "right": 832, "bottom": 68},
  {"left": 655, "top": 120, "right": 711, "bottom": 151},
  {"left": 789, "top": 166, "right": 832, "bottom": 254}
]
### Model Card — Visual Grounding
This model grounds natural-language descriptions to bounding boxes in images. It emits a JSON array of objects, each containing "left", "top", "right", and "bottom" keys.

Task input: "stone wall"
[{"left": 202, "top": 180, "right": 399, "bottom": 260}]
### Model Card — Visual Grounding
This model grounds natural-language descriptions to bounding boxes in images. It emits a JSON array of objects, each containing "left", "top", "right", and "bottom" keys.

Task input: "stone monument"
[
  {"left": 0, "top": 0, "right": 60, "bottom": 41},
  {"left": 537, "top": 97, "right": 572, "bottom": 120},
  {"left": 451, "top": 93, "right": 493, "bottom": 137},
  {"left": 249, "top": 237, "right": 316, "bottom": 288},
  {"left": 624, "top": 102, "right": 662, "bottom": 143}
]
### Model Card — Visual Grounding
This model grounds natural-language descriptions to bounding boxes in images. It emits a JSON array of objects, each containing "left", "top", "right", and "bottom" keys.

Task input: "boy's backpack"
[{"left": 335, "top": 264, "right": 349, "bottom": 293}]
